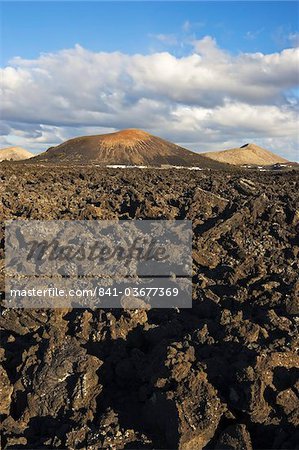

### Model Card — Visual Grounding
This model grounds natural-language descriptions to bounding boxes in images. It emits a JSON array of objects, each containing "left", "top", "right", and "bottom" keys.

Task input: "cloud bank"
[{"left": 1, "top": 37, "right": 298, "bottom": 159}]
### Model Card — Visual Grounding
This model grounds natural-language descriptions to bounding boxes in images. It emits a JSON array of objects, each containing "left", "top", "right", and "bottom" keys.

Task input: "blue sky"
[
  {"left": 1, "top": 2, "right": 298, "bottom": 160},
  {"left": 1, "top": 1, "right": 298, "bottom": 64}
]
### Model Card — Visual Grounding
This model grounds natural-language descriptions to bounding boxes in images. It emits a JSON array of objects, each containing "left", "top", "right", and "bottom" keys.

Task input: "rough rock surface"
[{"left": 0, "top": 163, "right": 298, "bottom": 449}]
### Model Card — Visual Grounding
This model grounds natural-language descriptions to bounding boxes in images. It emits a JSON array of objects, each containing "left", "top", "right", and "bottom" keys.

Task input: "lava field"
[{"left": 0, "top": 163, "right": 298, "bottom": 449}]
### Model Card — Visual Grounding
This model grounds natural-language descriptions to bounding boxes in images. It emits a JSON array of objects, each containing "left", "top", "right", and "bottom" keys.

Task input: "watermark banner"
[{"left": 5, "top": 220, "right": 192, "bottom": 308}]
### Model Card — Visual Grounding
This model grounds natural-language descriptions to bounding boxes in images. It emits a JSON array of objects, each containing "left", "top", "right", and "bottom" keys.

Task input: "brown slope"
[
  {"left": 28, "top": 129, "right": 228, "bottom": 169},
  {"left": 201, "top": 143, "right": 289, "bottom": 166},
  {"left": 0, "top": 146, "right": 34, "bottom": 161}
]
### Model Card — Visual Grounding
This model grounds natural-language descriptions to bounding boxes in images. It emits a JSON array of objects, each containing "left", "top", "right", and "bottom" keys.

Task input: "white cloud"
[{"left": 1, "top": 37, "right": 298, "bottom": 160}]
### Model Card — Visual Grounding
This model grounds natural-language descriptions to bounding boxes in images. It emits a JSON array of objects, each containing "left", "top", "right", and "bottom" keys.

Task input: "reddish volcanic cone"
[{"left": 29, "top": 129, "right": 228, "bottom": 169}]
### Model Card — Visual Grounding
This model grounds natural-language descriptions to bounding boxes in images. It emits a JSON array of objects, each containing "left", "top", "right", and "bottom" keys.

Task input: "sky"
[{"left": 1, "top": 1, "right": 299, "bottom": 160}]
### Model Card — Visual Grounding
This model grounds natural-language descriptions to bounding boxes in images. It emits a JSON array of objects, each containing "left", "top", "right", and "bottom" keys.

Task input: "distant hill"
[
  {"left": 0, "top": 146, "right": 34, "bottom": 162},
  {"left": 201, "top": 143, "right": 289, "bottom": 166},
  {"left": 28, "top": 129, "right": 228, "bottom": 169}
]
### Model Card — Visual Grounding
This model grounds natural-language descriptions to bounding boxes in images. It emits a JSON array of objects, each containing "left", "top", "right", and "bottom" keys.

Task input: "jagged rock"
[
  {"left": 235, "top": 352, "right": 299, "bottom": 425},
  {"left": 276, "top": 388, "right": 299, "bottom": 416},
  {"left": 0, "top": 365, "right": 13, "bottom": 415},
  {"left": 286, "top": 281, "right": 299, "bottom": 315},
  {"left": 144, "top": 371, "right": 225, "bottom": 449},
  {"left": 215, "top": 424, "right": 253, "bottom": 450},
  {"left": 235, "top": 178, "right": 257, "bottom": 195}
]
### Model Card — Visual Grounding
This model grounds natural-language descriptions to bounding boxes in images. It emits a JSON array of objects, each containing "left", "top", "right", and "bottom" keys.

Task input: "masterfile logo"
[{"left": 5, "top": 220, "right": 192, "bottom": 308}]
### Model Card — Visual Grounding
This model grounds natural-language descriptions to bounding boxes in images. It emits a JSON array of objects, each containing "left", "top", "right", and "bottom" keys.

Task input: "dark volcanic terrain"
[{"left": 0, "top": 163, "right": 298, "bottom": 450}]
